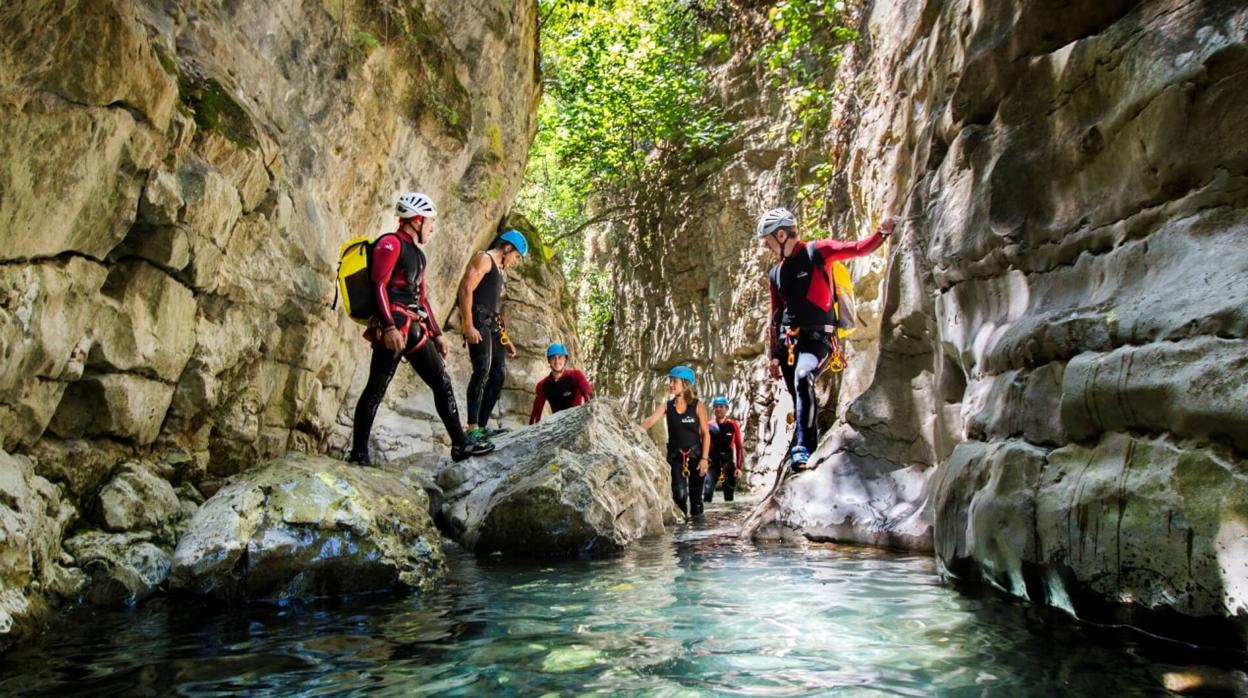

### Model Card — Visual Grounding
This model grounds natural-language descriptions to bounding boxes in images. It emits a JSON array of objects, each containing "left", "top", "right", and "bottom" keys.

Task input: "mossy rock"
[{"left": 177, "top": 74, "right": 259, "bottom": 150}]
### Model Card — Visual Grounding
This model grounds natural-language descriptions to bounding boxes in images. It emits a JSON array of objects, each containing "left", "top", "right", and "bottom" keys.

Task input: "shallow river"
[{"left": 0, "top": 497, "right": 1237, "bottom": 696}]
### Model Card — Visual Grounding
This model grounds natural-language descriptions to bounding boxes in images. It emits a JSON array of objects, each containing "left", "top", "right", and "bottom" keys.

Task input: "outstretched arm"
[
  {"left": 812, "top": 216, "right": 897, "bottom": 262},
  {"left": 640, "top": 403, "right": 665, "bottom": 431}
]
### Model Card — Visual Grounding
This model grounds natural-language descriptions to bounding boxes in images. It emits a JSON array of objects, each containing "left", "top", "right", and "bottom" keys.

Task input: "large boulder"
[
  {"left": 437, "top": 400, "right": 676, "bottom": 557},
  {"left": 169, "top": 453, "right": 444, "bottom": 602}
]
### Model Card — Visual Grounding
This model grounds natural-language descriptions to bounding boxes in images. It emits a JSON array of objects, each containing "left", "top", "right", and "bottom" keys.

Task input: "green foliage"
[
  {"left": 760, "top": 0, "right": 859, "bottom": 145},
  {"left": 517, "top": 0, "right": 730, "bottom": 355},
  {"left": 353, "top": 29, "right": 381, "bottom": 55}
]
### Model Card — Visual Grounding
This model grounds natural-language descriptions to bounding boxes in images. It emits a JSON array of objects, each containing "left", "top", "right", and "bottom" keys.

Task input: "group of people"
[
  {"left": 348, "top": 191, "right": 895, "bottom": 517},
  {"left": 347, "top": 192, "right": 592, "bottom": 465}
]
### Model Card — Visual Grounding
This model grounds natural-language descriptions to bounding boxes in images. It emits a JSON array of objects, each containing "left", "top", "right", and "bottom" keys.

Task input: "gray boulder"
[
  {"left": 437, "top": 400, "right": 676, "bottom": 556},
  {"left": 170, "top": 453, "right": 444, "bottom": 601}
]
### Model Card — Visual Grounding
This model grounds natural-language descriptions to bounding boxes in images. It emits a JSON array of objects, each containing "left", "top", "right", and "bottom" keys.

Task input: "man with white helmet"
[
  {"left": 757, "top": 207, "right": 897, "bottom": 471},
  {"left": 349, "top": 192, "right": 495, "bottom": 465}
]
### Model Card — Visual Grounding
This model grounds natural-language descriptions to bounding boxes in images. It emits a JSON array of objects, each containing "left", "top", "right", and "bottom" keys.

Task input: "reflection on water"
[{"left": 0, "top": 497, "right": 1227, "bottom": 696}]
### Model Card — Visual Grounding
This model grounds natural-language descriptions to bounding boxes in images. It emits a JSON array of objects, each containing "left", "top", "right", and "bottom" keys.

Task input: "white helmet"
[
  {"left": 756, "top": 207, "right": 796, "bottom": 238},
  {"left": 396, "top": 192, "right": 437, "bottom": 219}
]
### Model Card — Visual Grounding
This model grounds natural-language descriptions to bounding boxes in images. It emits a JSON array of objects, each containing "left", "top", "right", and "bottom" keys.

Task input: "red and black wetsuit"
[
  {"left": 466, "top": 252, "right": 506, "bottom": 429},
  {"left": 351, "top": 228, "right": 467, "bottom": 459},
  {"left": 703, "top": 418, "right": 744, "bottom": 502},
  {"left": 665, "top": 398, "right": 705, "bottom": 516},
  {"left": 768, "top": 234, "right": 884, "bottom": 455},
  {"left": 529, "top": 369, "right": 593, "bottom": 424}
]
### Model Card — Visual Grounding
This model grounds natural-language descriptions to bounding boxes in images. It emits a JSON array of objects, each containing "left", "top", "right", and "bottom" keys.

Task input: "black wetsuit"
[
  {"left": 351, "top": 230, "right": 466, "bottom": 461},
  {"left": 665, "top": 398, "right": 704, "bottom": 516},
  {"left": 704, "top": 419, "right": 741, "bottom": 502},
  {"left": 768, "top": 233, "right": 884, "bottom": 455},
  {"left": 467, "top": 253, "right": 506, "bottom": 428}
]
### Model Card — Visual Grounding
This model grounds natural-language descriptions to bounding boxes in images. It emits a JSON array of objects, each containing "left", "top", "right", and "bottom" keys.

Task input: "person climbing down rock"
[
  {"left": 458, "top": 229, "right": 528, "bottom": 444},
  {"left": 704, "top": 395, "right": 744, "bottom": 503},
  {"left": 530, "top": 343, "right": 593, "bottom": 424},
  {"left": 758, "top": 207, "right": 897, "bottom": 472},
  {"left": 349, "top": 192, "right": 495, "bottom": 466},
  {"left": 640, "top": 365, "right": 711, "bottom": 518}
]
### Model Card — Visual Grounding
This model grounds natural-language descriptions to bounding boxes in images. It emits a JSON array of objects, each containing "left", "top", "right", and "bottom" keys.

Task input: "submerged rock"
[
  {"left": 170, "top": 453, "right": 444, "bottom": 601},
  {"left": 62, "top": 530, "right": 171, "bottom": 606},
  {"left": 437, "top": 400, "right": 675, "bottom": 556}
]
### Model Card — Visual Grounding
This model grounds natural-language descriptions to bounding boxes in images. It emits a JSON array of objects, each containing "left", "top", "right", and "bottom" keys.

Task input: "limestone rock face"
[
  {"left": 596, "top": 0, "right": 1248, "bottom": 634},
  {"left": 170, "top": 453, "right": 445, "bottom": 601},
  {"left": 0, "top": 0, "right": 539, "bottom": 643},
  {"left": 437, "top": 400, "right": 675, "bottom": 556}
]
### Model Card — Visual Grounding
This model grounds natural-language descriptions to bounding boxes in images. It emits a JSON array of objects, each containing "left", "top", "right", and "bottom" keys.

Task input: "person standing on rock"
[
  {"left": 458, "top": 229, "right": 528, "bottom": 444},
  {"left": 529, "top": 343, "right": 593, "bottom": 424},
  {"left": 758, "top": 208, "right": 897, "bottom": 471},
  {"left": 640, "top": 366, "right": 711, "bottom": 518},
  {"left": 349, "top": 192, "right": 495, "bottom": 465},
  {"left": 704, "top": 395, "right": 744, "bottom": 503}
]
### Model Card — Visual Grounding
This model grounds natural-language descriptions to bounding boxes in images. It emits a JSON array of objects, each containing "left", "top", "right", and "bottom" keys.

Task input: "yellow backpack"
[
  {"left": 334, "top": 235, "right": 376, "bottom": 325},
  {"left": 831, "top": 261, "right": 857, "bottom": 339}
]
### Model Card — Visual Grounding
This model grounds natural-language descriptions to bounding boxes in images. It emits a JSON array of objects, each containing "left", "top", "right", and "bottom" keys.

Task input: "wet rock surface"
[
  {"left": 595, "top": 0, "right": 1248, "bottom": 635},
  {"left": 437, "top": 400, "right": 676, "bottom": 556},
  {"left": 0, "top": 0, "right": 540, "bottom": 641},
  {"left": 170, "top": 453, "right": 445, "bottom": 601}
]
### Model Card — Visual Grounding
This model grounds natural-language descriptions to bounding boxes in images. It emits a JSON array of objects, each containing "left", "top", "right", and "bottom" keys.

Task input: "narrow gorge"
[{"left": 1, "top": 0, "right": 1246, "bottom": 691}]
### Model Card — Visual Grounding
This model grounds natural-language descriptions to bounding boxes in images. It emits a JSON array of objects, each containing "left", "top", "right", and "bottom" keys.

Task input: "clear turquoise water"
[{"left": 0, "top": 498, "right": 1230, "bottom": 696}]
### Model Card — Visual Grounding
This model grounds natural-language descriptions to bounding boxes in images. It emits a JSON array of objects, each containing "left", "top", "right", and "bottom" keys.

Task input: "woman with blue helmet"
[
  {"left": 457, "top": 228, "right": 529, "bottom": 443},
  {"left": 641, "top": 365, "right": 711, "bottom": 518},
  {"left": 530, "top": 342, "right": 593, "bottom": 423}
]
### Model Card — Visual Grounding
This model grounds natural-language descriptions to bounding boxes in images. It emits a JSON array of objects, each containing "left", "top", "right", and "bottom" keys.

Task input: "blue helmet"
[
  {"left": 499, "top": 230, "right": 529, "bottom": 256},
  {"left": 546, "top": 343, "right": 569, "bottom": 359},
  {"left": 668, "top": 365, "right": 695, "bottom": 385},
  {"left": 711, "top": 395, "right": 729, "bottom": 407}
]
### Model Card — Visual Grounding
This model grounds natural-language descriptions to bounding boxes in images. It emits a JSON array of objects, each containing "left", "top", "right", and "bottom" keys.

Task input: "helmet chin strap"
[{"left": 776, "top": 230, "right": 798, "bottom": 260}]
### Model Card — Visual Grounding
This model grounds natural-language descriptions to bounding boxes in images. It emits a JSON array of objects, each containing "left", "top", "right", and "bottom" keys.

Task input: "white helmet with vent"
[
  {"left": 397, "top": 192, "right": 437, "bottom": 218},
  {"left": 756, "top": 207, "right": 796, "bottom": 238}
]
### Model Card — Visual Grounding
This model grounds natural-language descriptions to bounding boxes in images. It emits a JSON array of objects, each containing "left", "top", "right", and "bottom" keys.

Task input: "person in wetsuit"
[
  {"left": 458, "top": 229, "right": 528, "bottom": 443},
  {"left": 640, "top": 365, "right": 711, "bottom": 518},
  {"left": 704, "top": 395, "right": 744, "bottom": 503},
  {"left": 529, "top": 343, "right": 593, "bottom": 424},
  {"left": 349, "top": 192, "right": 494, "bottom": 466},
  {"left": 758, "top": 208, "right": 897, "bottom": 471}
]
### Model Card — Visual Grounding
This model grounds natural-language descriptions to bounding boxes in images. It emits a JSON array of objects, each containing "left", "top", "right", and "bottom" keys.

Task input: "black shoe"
[
  {"left": 346, "top": 451, "right": 373, "bottom": 467},
  {"left": 483, "top": 426, "right": 509, "bottom": 438},
  {"left": 451, "top": 439, "right": 496, "bottom": 462}
]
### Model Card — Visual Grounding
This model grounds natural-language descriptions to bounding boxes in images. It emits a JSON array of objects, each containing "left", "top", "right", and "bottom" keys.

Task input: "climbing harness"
[
  {"left": 825, "top": 335, "right": 847, "bottom": 374},
  {"left": 498, "top": 315, "right": 512, "bottom": 347},
  {"left": 785, "top": 327, "right": 800, "bottom": 366},
  {"left": 679, "top": 449, "right": 692, "bottom": 480}
]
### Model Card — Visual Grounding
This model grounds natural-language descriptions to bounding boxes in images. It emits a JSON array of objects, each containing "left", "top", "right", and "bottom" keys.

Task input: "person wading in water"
[
  {"left": 758, "top": 208, "right": 896, "bottom": 471},
  {"left": 349, "top": 192, "right": 494, "bottom": 465},
  {"left": 704, "top": 395, "right": 744, "bottom": 503},
  {"left": 458, "top": 229, "right": 528, "bottom": 444},
  {"left": 640, "top": 366, "right": 711, "bottom": 518},
  {"left": 529, "top": 343, "right": 593, "bottom": 424}
]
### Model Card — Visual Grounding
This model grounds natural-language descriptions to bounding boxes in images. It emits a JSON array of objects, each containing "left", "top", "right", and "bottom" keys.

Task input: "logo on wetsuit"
[{"left": 681, "top": 415, "right": 697, "bottom": 426}]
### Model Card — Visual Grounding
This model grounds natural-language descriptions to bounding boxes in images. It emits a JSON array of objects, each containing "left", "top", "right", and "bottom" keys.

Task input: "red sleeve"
[
  {"left": 811, "top": 231, "right": 885, "bottom": 263},
  {"left": 573, "top": 370, "right": 593, "bottom": 401},
  {"left": 768, "top": 270, "right": 784, "bottom": 358},
  {"left": 730, "top": 419, "right": 744, "bottom": 468},
  {"left": 530, "top": 377, "right": 548, "bottom": 424},
  {"left": 370, "top": 234, "right": 400, "bottom": 327},
  {"left": 419, "top": 275, "right": 441, "bottom": 337}
]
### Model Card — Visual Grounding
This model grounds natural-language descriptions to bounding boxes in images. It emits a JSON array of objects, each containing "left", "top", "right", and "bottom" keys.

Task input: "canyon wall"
[
  {"left": 596, "top": 0, "right": 1248, "bottom": 639},
  {"left": 0, "top": 0, "right": 546, "bottom": 644}
]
